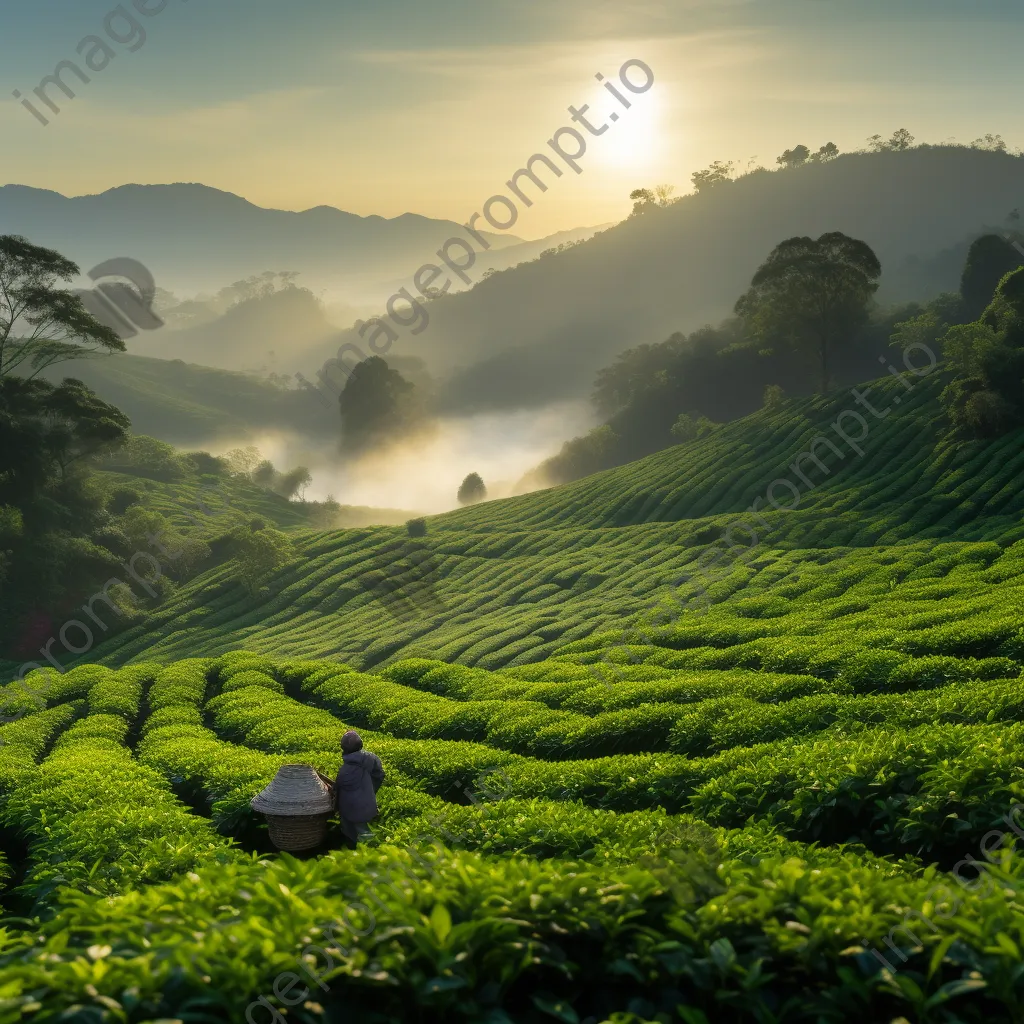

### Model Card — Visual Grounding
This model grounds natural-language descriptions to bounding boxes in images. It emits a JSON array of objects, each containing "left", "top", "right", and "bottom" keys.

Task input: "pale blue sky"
[{"left": 2, "top": 0, "right": 1021, "bottom": 235}]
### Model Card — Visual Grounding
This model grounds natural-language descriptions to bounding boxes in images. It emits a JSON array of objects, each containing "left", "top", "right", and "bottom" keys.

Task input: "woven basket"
[
  {"left": 264, "top": 812, "right": 331, "bottom": 851},
  {"left": 252, "top": 764, "right": 334, "bottom": 852}
]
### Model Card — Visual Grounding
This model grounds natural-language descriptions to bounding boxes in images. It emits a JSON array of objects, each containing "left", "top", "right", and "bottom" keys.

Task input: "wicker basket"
[{"left": 252, "top": 764, "right": 334, "bottom": 852}]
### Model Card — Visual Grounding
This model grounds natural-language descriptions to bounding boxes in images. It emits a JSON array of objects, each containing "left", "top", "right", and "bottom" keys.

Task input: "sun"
[{"left": 595, "top": 86, "right": 663, "bottom": 171}]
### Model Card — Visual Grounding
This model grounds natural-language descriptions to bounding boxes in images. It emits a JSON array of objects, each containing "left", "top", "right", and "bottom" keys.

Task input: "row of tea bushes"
[
  {"left": 304, "top": 670, "right": 683, "bottom": 758},
  {"left": 0, "top": 703, "right": 81, "bottom": 790},
  {"left": 667, "top": 674, "right": 1024, "bottom": 754},
  {"left": 86, "top": 665, "right": 158, "bottom": 723},
  {"left": 2, "top": 826, "right": 1022, "bottom": 1023},
  {"left": 690, "top": 720, "right": 1024, "bottom": 861},
  {"left": 3, "top": 714, "right": 229, "bottom": 906},
  {"left": 382, "top": 657, "right": 839, "bottom": 712},
  {"left": 139, "top": 720, "right": 322, "bottom": 834}
]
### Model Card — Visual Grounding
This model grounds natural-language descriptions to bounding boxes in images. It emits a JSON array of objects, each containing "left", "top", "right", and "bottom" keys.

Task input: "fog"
[{"left": 206, "top": 401, "right": 594, "bottom": 517}]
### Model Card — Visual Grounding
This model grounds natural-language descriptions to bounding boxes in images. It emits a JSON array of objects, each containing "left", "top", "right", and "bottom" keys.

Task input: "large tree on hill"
[
  {"left": 338, "top": 356, "right": 419, "bottom": 453},
  {"left": 735, "top": 232, "right": 882, "bottom": 393},
  {"left": 0, "top": 235, "right": 125, "bottom": 383}
]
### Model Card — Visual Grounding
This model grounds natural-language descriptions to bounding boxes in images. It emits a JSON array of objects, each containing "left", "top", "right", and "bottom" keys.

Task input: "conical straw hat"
[{"left": 251, "top": 763, "right": 333, "bottom": 816}]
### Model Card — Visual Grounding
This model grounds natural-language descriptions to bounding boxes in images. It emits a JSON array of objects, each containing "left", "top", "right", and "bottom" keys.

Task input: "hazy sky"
[{"left": 2, "top": 0, "right": 1022, "bottom": 237}]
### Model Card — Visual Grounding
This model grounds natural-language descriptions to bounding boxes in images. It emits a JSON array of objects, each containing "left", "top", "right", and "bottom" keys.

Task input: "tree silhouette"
[
  {"left": 888, "top": 128, "right": 915, "bottom": 151},
  {"left": 0, "top": 235, "right": 124, "bottom": 382},
  {"left": 338, "top": 356, "right": 418, "bottom": 453},
  {"left": 960, "top": 235, "right": 1024, "bottom": 322},
  {"left": 776, "top": 146, "right": 810, "bottom": 169},
  {"left": 629, "top": 184, "right": 676, "bottom": 216},
  {"left": 691, "top": 161, "right": 735, "bottom": 193},
  {"left": 458, "top": 473, "right": 487, "bottom": 505}
]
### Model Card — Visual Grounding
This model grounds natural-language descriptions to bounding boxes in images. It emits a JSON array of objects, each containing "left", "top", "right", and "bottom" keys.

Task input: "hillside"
[
  {"left": 131, "top": 285, "right": 340, "bottom": 374},
  {"left": 3, "top": 363, "right": 1024, "bottom": 1020},
  {"left": 313, "top": 147, "right": 1024, "bottom": 414},
  {"left": 39, "top": 351, "right": 335, "bottom": 445},
  {"left": 21, "top": 367, "right": 1022, "bottom": 677}
]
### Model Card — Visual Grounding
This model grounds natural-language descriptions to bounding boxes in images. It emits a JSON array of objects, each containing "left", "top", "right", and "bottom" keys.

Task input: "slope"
[
  {"left": 39, "top": 351, "right": 335, "bottom": 445},
  {"left": 316, "top": 146, "right": 1024, "bottom": 413},
  {"left": 19, "top": 367, "right": 1023, "bottom": 676}
]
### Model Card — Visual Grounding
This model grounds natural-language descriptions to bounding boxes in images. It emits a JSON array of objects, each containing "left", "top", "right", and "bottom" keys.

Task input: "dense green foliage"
[
  {"left": 1, "top": 623, "right": 1023, "bottom": 1022},
  {"left": 941, "top": 266, "right": 1024, "bottom": 437},
  {"left": 530, "top": 227, "right": 1024, "bottom": 488}
]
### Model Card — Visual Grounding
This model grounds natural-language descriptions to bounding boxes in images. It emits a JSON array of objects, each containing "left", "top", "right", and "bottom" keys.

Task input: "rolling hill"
[
  {"left": 312, "top": 146, "right": 1024, "bottom": 414},
  {"left": 2, "top": 359, "right": 1024, "bottom": 1021},
  {"left": 40, "top": 351, "right": 336, "bottom": 445},
  {"left": 23, "top": 365, "right": 1023, "bottom": 675}
]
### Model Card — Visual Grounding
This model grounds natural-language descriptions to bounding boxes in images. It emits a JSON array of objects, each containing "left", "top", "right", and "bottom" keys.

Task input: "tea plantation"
[{"left": 2, "top": 368, "right": 1024, "bottom": 1022}]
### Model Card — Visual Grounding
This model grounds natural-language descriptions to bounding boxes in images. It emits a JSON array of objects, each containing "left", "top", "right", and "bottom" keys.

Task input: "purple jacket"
[{"left": 334, "top": 750, "right": 384, "bottom": 822}]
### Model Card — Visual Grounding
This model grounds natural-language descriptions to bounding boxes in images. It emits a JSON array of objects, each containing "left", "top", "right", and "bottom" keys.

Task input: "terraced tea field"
[{"left": 2, "top": 369, "right": 1024, "bottom": 1022}]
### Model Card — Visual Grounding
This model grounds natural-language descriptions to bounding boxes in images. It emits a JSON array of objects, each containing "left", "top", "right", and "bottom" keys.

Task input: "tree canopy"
[
  {"left": 691, "top": 161, "right": 735, "bottom": 193},
  {"left": 735, "top": 232, "right": 882, "bottom": 392},
  {"left": 941, "top": 266, "right": 1024, "bottom": 436},
  {"left": 458, "top": 473, "right": 487, "bottom": 505},
  {"left": 629, "top": 185, "right": 676, "bottom": 216},
  {"left": 960, "top": 234, "right": 1024, "bottom": 322},
  {"left": 0, "top": 234, "right": 125, "bottom": 382},
  {"left": 776, "top": 145, "right": 811, "bottom": 169},
  {"left": 338, "top": 356, "right": 420, "bottom": 454}
]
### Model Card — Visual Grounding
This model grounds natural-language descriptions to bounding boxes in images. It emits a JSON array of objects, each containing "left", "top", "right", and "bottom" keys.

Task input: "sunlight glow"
[{"left": 595, "top": 85, "right": 663, "bottom": 171}]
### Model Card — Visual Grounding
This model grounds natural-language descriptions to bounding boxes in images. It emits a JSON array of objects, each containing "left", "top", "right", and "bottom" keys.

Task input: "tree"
[
  {"left": 116, "top": 504, "right": 210, "bottom": 580},
  {"left": 277, "top": 466, "right": 311, "bottom": 500},
  {"left": 629, "top": 184, "right": 676, "bottom": 216},
  {"left": 776, "top": 146, "right": 810, "bottom": 169},
  {"left": 1, "top": 376, "right": 130, "bottom": 492},
  {"left": 810, "top": 142, "right": 840, "bottom": 163},
  {"left": 691, "top": 161, "right": 735, "bottom": 193},
  {"left": 232, "top": 525, "right": 294, "bottom": 595},
  {"left": 866, "top": 131, "right": 915, "bottom": 153},
  {"left": 0, "top": 235, "right": 125, "bottom": 382},
  {"left": 670, "top": 413, "right": 714, "bottom": 442},
  {"left": 888, "top": 128, "right": 915, "bottom": 151},
  {"left": 224, "top": 446, "right": 263, "bottom": 478},
  {"left": 971, "top": 134, "right": 1007, "bottom": 153},
  {"left": 339, "top": 356, "right": 419, "bottom": 453},
  {"left": 735, "top": 232, "right": 882, "bottom": 393},
  {"left": 457, "top": 473, "right": 487, "bottom": 505},
  {"left": 102, "top": 434, "right": 186, "bottom": 481},
  {"left": 960, "top": 235, "right": 1024, "bottom": 322},
  {"left": 762, "top": 384, "right": 786, "bottom": 410},
  {"left": 941, "top": 267, "right": 1024, "bottom": 436}
]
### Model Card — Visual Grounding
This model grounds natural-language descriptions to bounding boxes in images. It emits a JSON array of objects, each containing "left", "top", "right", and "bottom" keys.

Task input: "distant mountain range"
[
  {"left": 0, "top": 182, "right": 604, "bottom": 302},
  {"left": 16, "top": 147, "right": 1024, "bottom": 433}
]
